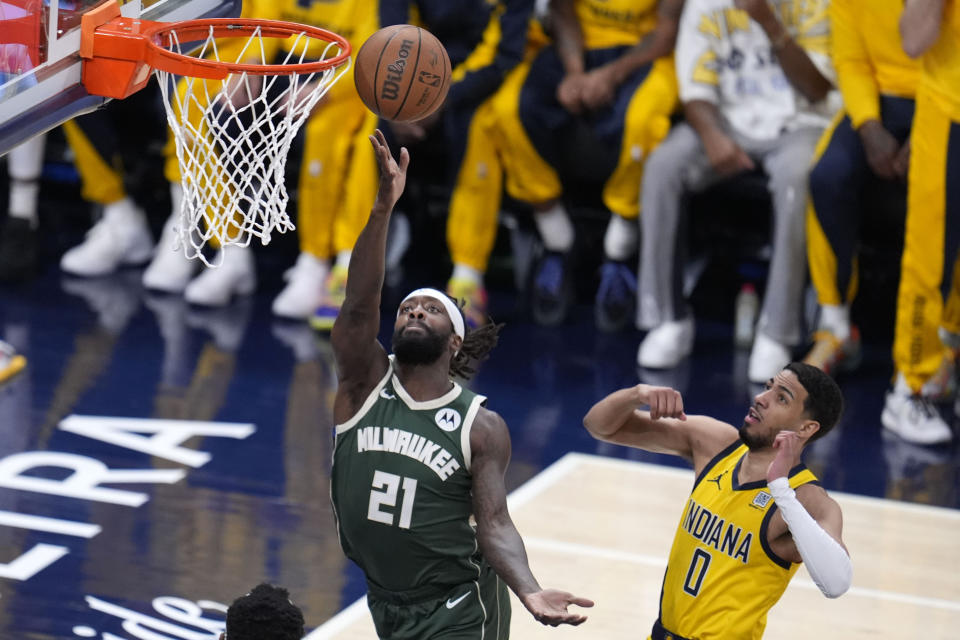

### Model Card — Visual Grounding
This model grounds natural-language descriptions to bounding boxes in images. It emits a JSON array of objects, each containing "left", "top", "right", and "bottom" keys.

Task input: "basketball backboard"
[{"left": 0, "top": 0, "right": 240, "bottom": 156}]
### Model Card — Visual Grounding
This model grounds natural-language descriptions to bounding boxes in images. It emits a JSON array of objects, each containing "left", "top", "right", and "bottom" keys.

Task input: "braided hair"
[
  {"left": 224, "top": 583, "right": 304, "bottom": 640},
  {"left": 448, "top": 299, "right": 503, "bottom": 380}
]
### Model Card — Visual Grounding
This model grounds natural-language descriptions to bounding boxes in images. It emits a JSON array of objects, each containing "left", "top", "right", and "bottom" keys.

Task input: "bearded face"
[
  {"left": 391, "top": 321, "right": 449, "bottom": 365},
  {"left": 738, "top": 423, "right": 776, "bottom": 451}
]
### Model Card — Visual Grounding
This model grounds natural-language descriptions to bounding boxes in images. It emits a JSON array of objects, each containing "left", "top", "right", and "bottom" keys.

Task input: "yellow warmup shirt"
[
  {"left": 830, "top": 0, "right": 919, "bottom": 128},
  {"left": 575, "top": 0, "right": 659, "bottom": 48}
]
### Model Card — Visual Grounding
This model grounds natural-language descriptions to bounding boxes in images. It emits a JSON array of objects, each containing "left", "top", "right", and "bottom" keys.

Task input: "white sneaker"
[
  {"left": 143, "top": 213, "right": 199, "bottom": 292},
  {"left": 61, "top": 199, "right": 154, "bottom": 276},
  {"left": 271, "top": 252, "right": 329, "bottom": 319},
  {"left": 637, "top": 317, "right": 695, "bottom": 369},
  {"left": 748, "top": 332, "right": 792, "bottom": 383},
  {"left": 184, "top": 246, "right": 256, "bottom": 307},
  {"left": 882, "top": 374, "right": 953, "bottom": 445}
]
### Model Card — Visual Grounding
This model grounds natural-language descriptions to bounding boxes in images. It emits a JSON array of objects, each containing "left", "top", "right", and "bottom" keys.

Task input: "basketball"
[{"left": 354, "top": 24, "right": 451, "bottom": 123}]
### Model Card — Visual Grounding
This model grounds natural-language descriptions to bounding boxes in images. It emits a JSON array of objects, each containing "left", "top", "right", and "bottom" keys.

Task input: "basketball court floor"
[
  {"left": 4, "top": 0, "right": 956, "bottom": 637},
  {"left": 0, "top": 241, "right": 958, "bottom": 638}
]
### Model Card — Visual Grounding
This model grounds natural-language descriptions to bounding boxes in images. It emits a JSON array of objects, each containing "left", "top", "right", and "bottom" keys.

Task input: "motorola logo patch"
[{"left": 435, "top": 408, "right": 462, "bottom": 432}]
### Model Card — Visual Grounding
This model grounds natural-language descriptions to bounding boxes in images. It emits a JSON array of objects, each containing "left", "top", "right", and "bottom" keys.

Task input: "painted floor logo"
[{"left": 0, "top": 416, "right": 255, "bottom": 582}]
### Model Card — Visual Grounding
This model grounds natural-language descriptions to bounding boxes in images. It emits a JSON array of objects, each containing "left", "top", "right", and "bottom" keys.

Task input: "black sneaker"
[
  {"left": 594, "top": 260, "right": 637, "bottom": 332},
  {"left": 0, "top": 218, "right": 38, "bottom": 282}
]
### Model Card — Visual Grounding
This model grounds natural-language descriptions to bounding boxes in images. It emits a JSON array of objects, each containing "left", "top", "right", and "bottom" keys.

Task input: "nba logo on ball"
[
  {"left": 418, "top": 70, "right": 442, "bottom": 87},
  {"left": 435, "top": 408, "right": 462, "bottom": 432},
  {"left": 354, "top": 24, "right": 451, "bottom": 122}
]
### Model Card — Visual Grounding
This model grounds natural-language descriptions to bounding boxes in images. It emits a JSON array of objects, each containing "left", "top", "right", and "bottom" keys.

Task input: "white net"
[{"left": 154, "top": 24, "right": 350, "bottom": 266}]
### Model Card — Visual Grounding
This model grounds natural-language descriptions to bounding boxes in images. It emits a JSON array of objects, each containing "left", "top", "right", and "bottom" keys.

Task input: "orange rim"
[{"left": 140, "top": 18, "right": 352, "bottom": 77}]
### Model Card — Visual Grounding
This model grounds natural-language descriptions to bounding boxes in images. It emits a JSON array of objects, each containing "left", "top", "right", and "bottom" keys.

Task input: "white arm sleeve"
[{"left": 768, "top": 477, "right": 852, "bottom": 598}]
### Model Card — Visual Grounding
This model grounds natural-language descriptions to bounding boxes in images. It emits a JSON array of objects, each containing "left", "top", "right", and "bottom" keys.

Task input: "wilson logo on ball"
[{"left": 380, "top": 38, "right": 414, "bottom": 101}]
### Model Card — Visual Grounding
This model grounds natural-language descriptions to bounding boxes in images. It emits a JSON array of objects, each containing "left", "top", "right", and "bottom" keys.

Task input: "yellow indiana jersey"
[
  {"left": 831, "top": 0, "right": 919, "bottom": 128},
  {"left": 575, "top": 0, "right": 659, "bottom": 49},
  {"left": 920, "top": 0, "right": 960, "bottom": 119},
  {"left": 654, "top": 442, "right": 818, "bottom": 640}
]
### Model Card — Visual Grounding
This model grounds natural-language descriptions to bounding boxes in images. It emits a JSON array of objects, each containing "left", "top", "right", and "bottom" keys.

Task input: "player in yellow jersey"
[
  {"left": 883, "top": 0, "right": 960, "bottom": 445},
  {"left": 584, "top": 362, "right": 851, "bottom": 639},
  {"left": 803, "top": 0, "right": 918, "bottom": 377}
]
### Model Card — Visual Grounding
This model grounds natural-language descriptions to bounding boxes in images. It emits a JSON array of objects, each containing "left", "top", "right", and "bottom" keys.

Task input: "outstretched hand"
[
  {"left": 369, "top": 129, "right": 410, "bottom": 212},
  {"left": 522, "top": 589, "right": 594, "bottom": 627},
  {"left": 767, "top": 430, "right": 802, "bottom": 483}
]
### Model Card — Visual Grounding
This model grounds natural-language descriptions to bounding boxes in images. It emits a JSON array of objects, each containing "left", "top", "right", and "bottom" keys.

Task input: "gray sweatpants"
[{"left": 637, "top": 122, "right": 823, "bottom": 346}]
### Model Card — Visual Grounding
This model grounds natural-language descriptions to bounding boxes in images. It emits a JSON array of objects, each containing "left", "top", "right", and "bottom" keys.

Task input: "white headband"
[{"left": 398, "top": 288, "right": 465, "bottom": 339}]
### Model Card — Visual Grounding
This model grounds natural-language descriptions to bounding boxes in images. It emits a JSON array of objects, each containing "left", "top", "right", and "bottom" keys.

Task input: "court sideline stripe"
[{"left": 303, "top": 453, "right": 583, "bottom": 639}]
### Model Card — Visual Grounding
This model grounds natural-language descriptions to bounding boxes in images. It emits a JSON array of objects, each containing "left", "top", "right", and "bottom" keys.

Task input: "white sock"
[
  {"left": 451, "top": 264, "right": 482, "bottom": 286},
  {"left": 819, "top": 304, "right": 850, "bottom": 341},
  {"left": 169, "top": 182, "right": 183, "bottom": 215},
  {"left": 603, "top": 214, "right": 638, "bottom": 261},
  {"left": 8, "top": 180, "right": 39, "bottom": 227},
  {"left": 7, "top": 135, "right": 46, "bottom": 229},
  {"left": 8, "top": 134, "right": 46, "bottom": 181},
  {"left": 534, "top": 202, "right": 574, "bottom": 252},
  {"left": 335, "top": 250, "right": 351, "bottom": 270}
]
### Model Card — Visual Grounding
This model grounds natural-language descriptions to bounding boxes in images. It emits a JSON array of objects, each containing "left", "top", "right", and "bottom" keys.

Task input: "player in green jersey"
[{"left": 329, "top": 129, "right": 594, "bottom": 639}]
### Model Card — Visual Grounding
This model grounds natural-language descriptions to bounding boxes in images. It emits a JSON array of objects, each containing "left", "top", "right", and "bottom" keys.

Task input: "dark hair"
[
  {"left": 225, "top": 583, "right": 304, "bottom": 640},
  {"left": 785, "top": 362, "right": 844, "bottom": 442},
  {"left": 448, "top": 298, "right": 503, "bottom": 380}
]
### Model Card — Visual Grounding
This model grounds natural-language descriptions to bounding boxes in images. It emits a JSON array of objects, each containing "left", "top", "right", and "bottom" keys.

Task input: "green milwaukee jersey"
[{"left": 331, "top": 357, "right": 488, "bottom": 593}]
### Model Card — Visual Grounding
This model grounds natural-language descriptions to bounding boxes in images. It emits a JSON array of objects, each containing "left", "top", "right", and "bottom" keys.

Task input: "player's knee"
[{"left": 770, "top": 155, "right": 815, "bottom": 199}]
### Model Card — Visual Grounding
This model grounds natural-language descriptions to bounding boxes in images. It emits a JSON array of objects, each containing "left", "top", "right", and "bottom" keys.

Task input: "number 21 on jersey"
[{"left": 367, "top": 470, "right": 418, "bottom": 529}]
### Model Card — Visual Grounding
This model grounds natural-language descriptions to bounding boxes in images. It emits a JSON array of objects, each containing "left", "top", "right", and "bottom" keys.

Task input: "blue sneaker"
[
  {"left": 531, "top": 250, "right": 572, "bottom": 326},
  {"left": 594, "top": 260, "right": 637, "bottom": 332}
]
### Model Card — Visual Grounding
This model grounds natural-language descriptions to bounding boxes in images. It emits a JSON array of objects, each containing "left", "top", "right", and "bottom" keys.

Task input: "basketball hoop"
[{"left": 80, "top": 3, "right": 351, "bottom": 266}]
